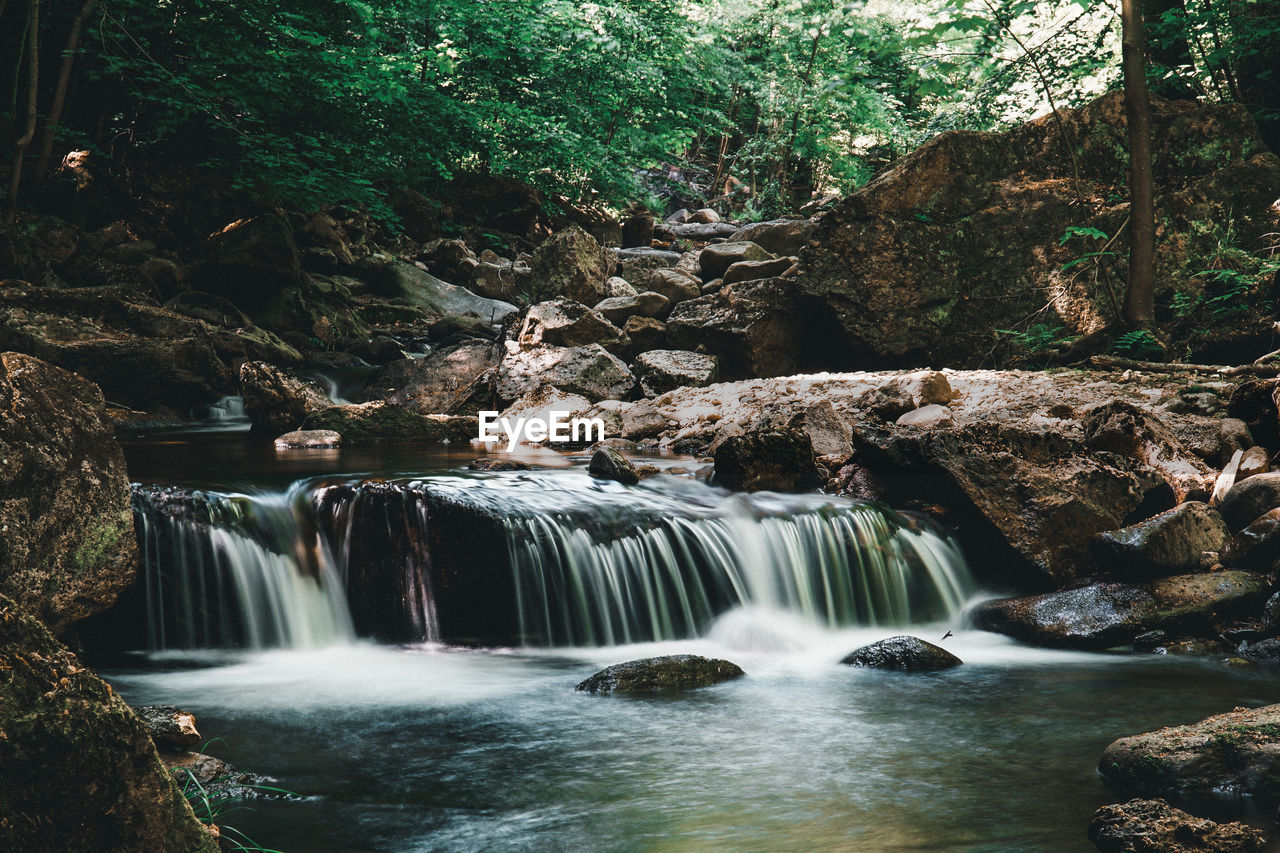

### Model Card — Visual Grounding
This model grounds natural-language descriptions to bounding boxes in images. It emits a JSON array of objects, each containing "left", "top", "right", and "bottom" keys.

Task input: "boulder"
[
  {"left": 467, "top": 260, "right": 529, "bottom": 302},
  {"left": 1099, "top": 703, "right": 1280, "bottom": 797},
  {"left": 419, "top": 237, "right": 477, "bottom": 283},
  {"left": 1220, "top": 472, "right": 1280, "bottom": 531},
  {"left": 840, "top": 636, "right": 962, "bottom": 671},
  {"left": 603, "top": 276, "right": 637, "bottom": 298},
  {"left": 496, "top": 386, "right": 594, "bottom": 446},
  {"left": 0, "top": 597, "right": 217, "bottom": 851},
  {"left": 698, "top": 241, "right": 773, "bottom": 280},
  {"left": 1238, "top": 445, "right": 1271, "bottom": 479},
  {"left": 645, "top": 269, "right": 702, "bottom": 306},
  {"left": 575, "top": 654, "right": 745, "bottom": 694},
  {"left": 530, "top": 225, "right": 612, "bottom": 304},
  {"left": 611, "top": 247, "right": 682, "bottom": 284},
  {"left": 133, "top": 705, "right": 202, "bottom": 752},
  {"left": 238, "top": 361, "right": 333, "bottom": 433},
  {"left": 1083, "top": 401, "right": 1215, "bottom": 502},
  {"left": 588, "top": 447, "right": 640, "bottom": 485},
  {"left": 713, "top": 428, "right": 820, "bottom": 493},
  {"left": 973, "top": 571, "right": 1271, "bottom": 649},
  {"left": 358, "top": 341, "right": 499, "bottom": 415},
  {"left": 1088, "top": 799, "right": 1264, "bottom": 853},
  {"left": 721, "top": 257, "right": 796, "bottom": 285},
  {"left": 621, "top": 316, "right": 668, "bottom": 356},
  {"left": 518, "top": 299, "right": 628, "bottom": 350},
  {"left": 895, "top": 404, "right": 953, "bottom": 429},
  {"left": 666, "top": 277, "right": 799, "bottom": 379},
  {"left": 728, "top": 219, "right": 817, "bottom": 255},
  {"left": 1222, "top": 508, "right": 1280, "bottom": 571},
  {"left": 1091, "top": 502, "right": 1229, "bottom": 580},
  {"left": 0, "top": 353, "right": 137, "bottom": 633},
  {"left": 620, "top": 210, "right": 655, "bottom": 249},
  {"left": 494, "top": 344, "right": 635, "bottom": 404},
  {"left": 300, "top": 403, "right": 475, "bottom": 443},
  {"left": 660, "top": 222, "right": 740, "bottom": 241},
  {"left": 593, "top": 292, "right": 669, "bottom": 325},
  {"left": 273, "top": 429, "right": 341, "bottom": 449},
  {"left": 372, "top": 259, "right": 517, "bottom": 323},
  {"left": 469, "top": 457, "right": 532, "bottom": 471},
  {"left": 632, "top": 350, "right": 717, "bottom": 397},
  {"left": 789, "top": 400, "right": 853, "bottom": 458},
  {"left": 688, "top": 208, "right": 721, "bottom": 223}
]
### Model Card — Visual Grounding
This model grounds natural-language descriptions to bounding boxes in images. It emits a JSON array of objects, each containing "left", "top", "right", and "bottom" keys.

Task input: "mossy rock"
[
  {"left": 576, "top": 654, "right": 745, "bottom": 694},
  {"left": 301, "top": 402, "right": 476, "bottom": 443}
]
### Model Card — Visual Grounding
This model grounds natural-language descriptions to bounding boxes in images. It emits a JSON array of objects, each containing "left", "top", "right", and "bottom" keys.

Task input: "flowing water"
[{"left": 99, "top": 436, "right": 1280, "bottom": 852}]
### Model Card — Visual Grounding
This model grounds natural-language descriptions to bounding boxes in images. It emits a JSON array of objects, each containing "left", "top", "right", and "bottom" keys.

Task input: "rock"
[
  {"left": 1221, "top": 508, "right": 1280, "bottom": 571},
  {"left": 0, "top": 597, "right": 217, "bottom": 851},
  {"left": 1211, "top": 449, "right": 1244, "bottom": 506},
  {"left": 593, "top": 292, "right": 670, "bottom": 325},
  {"left": 273, "top": 429, "right": 341, "bottom": 449},
  {"left": 365, "top": 335, "right": 409, "bottom": 364},
  {"left": 1227, "top": 379, "right": 1280, "bottom": 449},
  {"left": 974, "top": 571, "right": 1271, "bottom": 649},
  {"left": 300, "top": 403, "right": 474, "bottom": 443},
  {"left": 895, "top": 404, "right": 954, "bottom": 428},
  {"left": 611, "top": 247, "right": 682, "bottom": 284},
  {"left": 721, "top": 257, "right": 796, "bottom": 285},
  {"left": 420, "top": 237, "right": 477, "bottom": 283},
  {"left": 1238, "top": 445, "right": 1271, "bottom": 479},
  {"left": 688, "top": 208, "right": 721, "bottom": 223},
  {"left": 620, "top": 210, "right": 655, "bottom": 249},
  {"left": 1264, "top": 591, "right": 1280, "bottom": 634},
  {"left": 1099, "top": 703, "right": 1280, "bottom": 797},
  {"left": 840, "top": 636, "right": 962, "bottom": 671},
  {"left": 698, "top": 241, "right": 773, "bottom": 280},
  {"left": 800, "top": 93, "right": 1280, "bottom": 365},
  {"left": 1220, "top": 472, "right": 1280, "bottom": 531},
  {"left": 1218, "top": 418, "right": 1253, "bottom": 464},
  {"left": 238, "top": 361, "right": 333, "bottom": 433},
  {"left": 645, "top": 269, "right": 702, "bottom": 306},
  {"left": 467, "top": 260, "right": 529, "bottom": 302},
  {"left": 603, "top": 276, "right": 637, "bottom": 298},
  {"left": 632, "top": 350, "right": 717, "bottom": 397},
  {"left": 469, "top": 457, "right": 532, "bottom": 471},
  {"left": 1083, "top": 401, "right": 1215, "bottom": 502},
  {"left": 189, "top": 214, "right": 304, "bottom": 315},
  {"left": 728, "top": 219, "right": 817, "bottom": 255},
  {"left": 0, "top": 353, "right": 137, "bottom": 633},
  {"left": 1088, "top": 798, "right": 1265, "bottom": 853},
  {"left": 1237, "top": 637, "right": 1280, "bottom": 660},
  {"left": 902, "top": 370, "right": 955, "bottom": 406},
  {"left": 713, "top": 428, "right": 820, "bottom": 493},
  {"left": 494, "top": 344, "right": 635, "bottom": 404},
  {"left": 496, "top": 386, "right": 594, "bottom": 446},
  {"left": 660, "top": 222, "right": 740, "bottom": 241},
  {"left": 575, "top": 654, "right": 745, "bottom": 694},
  {"left": 133, "top": 705, "right": 202, "bottom": 752},
  {"left": 518, "top": 299, "right": 628, "bottom": 350},
  {"left": 358, "top": 341, "right": 499, "bottom": 415},
  {"left": 372, "top": 259, "right": 517, "bottom": 323},
  {"left": 1091, "top": 502, "right": 1229, "bottom": 580},
  {"left": 858, "top": 384, "right": 915, "bottom": 420},
  {"left": 530, "top": 225, "right": 612, "bottom": 304},
  {"left": 666, "top": 277, "right": 799, "bottom": 379},
  {"left": 588, "top": 447, "right": 640, "bottom": 484},
  {"left": 621, "top": 316, "right": 668, "bottom": 356},
  {"left": 789, "top": 400, "right": 853, "bottom": 458}
]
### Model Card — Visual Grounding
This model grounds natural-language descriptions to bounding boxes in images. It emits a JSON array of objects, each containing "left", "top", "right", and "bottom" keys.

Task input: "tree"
[{"left": 1121, "top": 0, "right": 1156, "bottom": 328}]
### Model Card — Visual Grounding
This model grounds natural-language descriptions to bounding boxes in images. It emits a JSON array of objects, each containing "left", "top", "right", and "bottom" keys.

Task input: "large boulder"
[
  {"left": 1221, "top": 508, "right": 1280, "bottom": 570},
  {"left": 722, "top": 257, "right": 796, "bottom": 286},
  {"left": 610, "top": 247, "right": 682, "bottom": 284},
  {"left": 698, "top": 241, "right": 773, "bottom": 280},
  {"left": 1082, "top": 401, "right": 1215, "bottom": 503},
  {"left": 840, "top": 636, "right": 962, "bottom": 671},
  {"left": 666, "top": 277, "right": 800, "bottom": 379},
  {"left": 494, "top": 344, "right": 634, "bottom": 404},
  {"left": 1090, "top": 502, "right": 1229, "bottom": 580},
  {"left": 300, "top": 403, "right": 475, "bottom": 443},
  {"left": 575, "top": 655, "right": 745, "bottom": 694},
  {"left": 238, "top": 360, "right": 333, "bottom": 433},
  {"left": 632, "top": 350, "right": 716, "bottom": 397},
  {"left": 645, "top": 269, "right": 702, "bottom": 307},
  {"left": 0, "top": 597, "right": 217, "bottom": 851},
  {"left": 1088, "top": 799, "right": 1264, "bottom": 853},
  {"left": 1220, "top": 472, "right": 1280, "bottom": 531},
  {"left": 188, "top": 214, "right": 304, "bottom": 315},
  {"left": 358, "top": 341, "right": 499, "bottom": 415},
  {"left": 530, "top": 225, "right": 612, "bottom": 304},
  {"left": 593, "top": 292, "right": 669, "bottom": 325},
  {"left": 518, "top": 299, "right": 628, "bottom": 350},
  {"left": 1099, "top": 703, "right": 1280, "bottom": 797},
  {"left": 0, "top": 353, "right": 137, "bottom": 633},
  {"left": 799, "top": 93, "right": 1280, "bottom": 366},
  {"left": 728, "top": 219, "right": 817, "bottom": 255},
  {"left": 712, "top": 428, "right": 821, "bottom": 493},
  {"left": 370, "top": 259, "right": 517, "bottom": 323}
]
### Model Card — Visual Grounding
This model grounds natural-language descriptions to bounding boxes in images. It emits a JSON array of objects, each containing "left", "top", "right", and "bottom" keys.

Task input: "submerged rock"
[
  {"left": 1091, "top": 502, "right": 1229, "bottom": 580},
  {"left": 1099, "top": 703, "right": 1280, "bottom": 797},
  {"left": 1088, "top": 798, "right": 1264, "bottom": 853},
  {"left": 575, "top": 654, "right": 745, "bottom": 694},
  {"left": 841, "top": 636, "right": 962, "bottom": 671},
  {"left": 588, "top": 446, "right": 640, "bottom": 485},
  {"left": 468, "top": 457, "right": 532, "bottom": 471}
]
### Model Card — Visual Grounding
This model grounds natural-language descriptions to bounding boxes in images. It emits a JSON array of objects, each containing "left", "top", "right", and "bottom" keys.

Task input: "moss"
[{"left": 70, "top": 512, "right": 130, "bottom": 577}]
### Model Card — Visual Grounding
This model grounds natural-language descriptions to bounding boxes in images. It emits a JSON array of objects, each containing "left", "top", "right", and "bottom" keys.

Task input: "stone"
[
  {"left": 1091, "top": 502, "right": 1229, "bottom": 580},
  {"left": 721, "top": 257, "right": 796, "bottom": 285},
  {"left": 895, "top": 404, "right": 954, "bottom": 428},
  {"left": 645, "top": 269, "right": 702, "bottom": 307},
  {"left": 358, "top": 341, "right": 499, "bottom": 415},
  {"left": 903, "top": 370, "right": 955, "bottom": 406},
  {"left": 372, "top": 259, "right": 518, "bottom": 323},
  {"left": 666, "top": 277, "right": 799, "bottom": 379},
  {"left": 713, "top": 428, "right": 821, "bottom": 493},
  {"left": 1218, "top": 418, "right": 1253, "bottom": 465},
  {"left": 575, "top": 654, "right": 745, "bottom": 694},
  {"left": 1211, "top": 450, "right": 1244, "bottom": 506},
  {"left": 611, "top": 247, "right": 682, "bottom": 284},
  {"left": 1099, "top": 703, "right": 1280, "bottom": 797},
  {"left": 661, "top": 222, "right": 740, "bottom": 241},
  {"left": 1088, "top": 798, "right": 1264, "bottom": 853},
  {"left": 840, "top": 636, "right": 962, "bottom": 671},
  {"left": 239, "top": 361, "right": 333, "bottom": 433},
  {"left": 133, "top": 705, "right": 202, "bottom": 752},
  {"left": 1220, "top": 472, "right": 1280, "bottom": 531},
  {"left": 494, "top": 344, "right": 635, "bottom": 404},
  {"left": 467, "top": 260, "right": 529, "bottom": 302},
  {"left": 790, "top": 400, "right": 853, "bottom": 458},
  {"left": 468, "top": 457, "right": 532, "bottom": 471},
  {"left": 273, "top": 429, "right": 341, "bottom": 449},
  {"left": 603, "top": 276, "right": 637, "bottom": 298},
  {"left": 1238, "top": 445, "right": 1271, "bottom": 480},
  {"left": 189, "top": 214, "right": 304, "bottom": 314},
  {"left": 728, "top": 219, "right": 817, "bottom": 256},
  {"left": 0, "top": 597, "right": 217, "bottom": 851},
  {"left": 858, "top": 384, "right": 916, "bottom": 420},
  {"left": 621, "top": 316, "right": 668, "bottom": 358},
  {"left": 1083, "top": 401, "right": 1215, "bottom": 502},
  {"left": 530, "top": 225, "right": 611, "bottom": 304},
  {"left": 1221, "top": 508, "right": 1280, "bottom": 571},
  {"left": 633, "top": 350, "right": 717, "bottom": 397},
  {"left": 620, "top": 211, "right": 655, "bottom": 249},
  {"left": 697, "top": 241, "right": 774, "bottom": 280},
  {"left": 496, "top": 386, "right": 594, "bottom": 446},
  {"left": 0, "top": 353, "right": 137, "bottom": 633},
  {"left": 588, "top": 447, "right": 640, "bottom": 485},
  {"left": 688, "top": 208, "right": 721, "bottom": 223},
  {"left": 518, "top": 299, "right": 628, "bottom": 350},
  {"left": 593, "top": 292, "right": 670, "bottom": 325},
  {"left": 301, "top": 403, "right": 475, "bottom": 443}
]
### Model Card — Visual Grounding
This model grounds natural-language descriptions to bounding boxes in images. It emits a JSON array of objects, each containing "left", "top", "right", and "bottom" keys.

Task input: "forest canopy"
[{"left": 1, "top": 0, "right": 1277, "bottom": 219}]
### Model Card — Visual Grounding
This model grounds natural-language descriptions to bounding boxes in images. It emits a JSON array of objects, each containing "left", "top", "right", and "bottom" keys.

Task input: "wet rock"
[
  {"left": 469, "top": 457, "right": 532, "bottom": 471},
  {"left": 530, "top": 225, "right": 612, "bottom": 304},
  {"left": 358, "top": 341, "right": 499, "bottom": 415},
  {"left": 494, "top": 344, "right": 635, "bottom": 404},
  {"left": 895, "top": 404, "right": 953, "bottom": 429},
  {"left": 588, "top": 447, "right": 640, "bottom": 485},
  {"left": 518, "top": 299, "right": 628, "bottom": 351},
  {"left": 134, "top": 705, "right": 202, "bottom": 752},
  {"left": 698, "top": 241, "right": 773, "bottom": 280},
  {"left": 0, "top": 353, "right": 137, "bottom": 633},
  {"left": 496, "top": 387, "right": 594, "bottom": 446},
  {"left": 633, "top": 350, "right": 717, "bottom": 397},
  {"left": 1091, "top": 502, "right": 1229, "bottom": 580},
  {"left": 239, "top": 361, "right": 333, "bottom": 433},
  {"left": 728, "top": 219, "right": 817, "bottom": 256},
  {"left": 1237, "top": 637, "right": 1280, "bottom": 661},
  {"left": 1220, "top": 472, "right": 1280, "bottom": 531},
  {"left": 840, "top": 636, "right": 962, "bottom": 671},
  {"left": 1088, "top": 798, "right": 1264, "bottom": 853},
  {"left": 713, "top": 428, "right": 820, "bottom": 493},
  {"left": 666, "top": 277, "right": 799, "bottom": 378},
  {"left": 1221, "top": 508, "right": 1280, "bottom": 571},
  {"left": 645, "top": 269, "right": 702, "bottom": 306},
  {"left": 1099, "top": 703, "right": 1280, "bottom": 797},
  {"left": 301, "top": 402, "right": 474, "bottom": 443},
  {"left": 593, "top": 292, "right": 670, "bottom": 325},
  {"left": 575, "top": 654, "right": 745, "bottom": 694},
  {"left": 1083, "top": 401, "right": 1215, "bottom": 502},
  {"left": 273, "top": 429, "right": 341, "bottom": 449},
  {"left": 721, "top": 257, "right": 796, "bottom": 285},
  {"left": 0, "top": 597, "right": 217, "bottom": 851},
  {"left": 1263, "top": 591, "right": 1280, "bottom": 634},
  {"left": 974, "top": 571, "right": 1271, "bottom": 649}
]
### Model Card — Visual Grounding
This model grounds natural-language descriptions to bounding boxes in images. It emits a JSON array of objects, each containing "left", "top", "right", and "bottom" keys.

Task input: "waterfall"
[
  {"left": 133, "top": 485, "right": 355, "bottom": 650},
  {"left": 198, "top": 395, "right": 250, "bottom": 428}
]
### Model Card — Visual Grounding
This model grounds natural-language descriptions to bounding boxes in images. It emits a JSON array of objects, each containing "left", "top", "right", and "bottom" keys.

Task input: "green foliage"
[
  {"left": 1111, "top": 329, "right": 1162, "bottom": 358},
  {"left": 997, "top": 323, "right": 1067, "bottom": 353}
]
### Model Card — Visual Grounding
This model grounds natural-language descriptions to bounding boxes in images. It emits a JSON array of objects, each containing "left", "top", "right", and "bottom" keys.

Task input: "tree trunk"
[
  {"left": 7, "top": 0, "right": 39, "bottom": 224},
  {"left": 1122, "top": 0, "right": 1156, "bottom": 328},
  {"left": 35, "top": 0, "right": 97, "bottom": 182}
]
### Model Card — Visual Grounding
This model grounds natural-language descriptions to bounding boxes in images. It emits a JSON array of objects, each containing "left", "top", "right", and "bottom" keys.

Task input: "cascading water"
[{"left": 197, "top": 395, "right": 251, "bottom": 428}]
